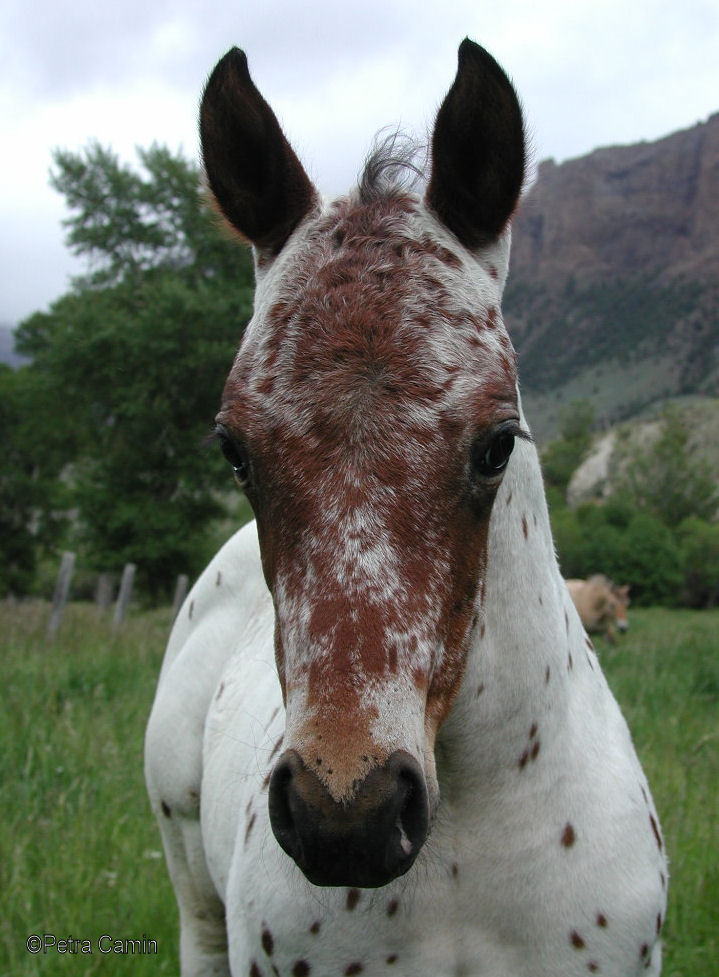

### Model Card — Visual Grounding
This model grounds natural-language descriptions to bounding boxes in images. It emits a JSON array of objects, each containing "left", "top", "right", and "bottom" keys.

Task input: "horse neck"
[{"left": 440, "top": 401, "right": 572, "bottom": 772}]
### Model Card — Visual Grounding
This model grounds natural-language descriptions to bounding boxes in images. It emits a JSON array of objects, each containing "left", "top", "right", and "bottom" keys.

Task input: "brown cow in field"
[{"left": 566, "top": 575, "right": 630, "bottom": 643}]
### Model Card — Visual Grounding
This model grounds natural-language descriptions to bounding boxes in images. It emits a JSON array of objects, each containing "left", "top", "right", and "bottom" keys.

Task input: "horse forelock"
[{"left": 218, "top": 190, "right": 518, "bottom": 800}]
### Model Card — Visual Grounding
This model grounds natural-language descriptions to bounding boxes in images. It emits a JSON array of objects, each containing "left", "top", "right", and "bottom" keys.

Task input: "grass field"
[{"left": 1, "top": 600, "right": 717, "bottom": 976}]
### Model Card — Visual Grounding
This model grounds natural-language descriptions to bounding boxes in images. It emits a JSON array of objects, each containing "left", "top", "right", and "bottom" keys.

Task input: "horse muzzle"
[{"left": 268, "top": 748, "right": 429, "bottom": 887}]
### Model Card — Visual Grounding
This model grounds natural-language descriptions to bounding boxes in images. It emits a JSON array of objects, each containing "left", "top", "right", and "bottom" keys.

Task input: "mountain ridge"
[{"left": 506, "top": 112, "right": 719, "bottom": 440}]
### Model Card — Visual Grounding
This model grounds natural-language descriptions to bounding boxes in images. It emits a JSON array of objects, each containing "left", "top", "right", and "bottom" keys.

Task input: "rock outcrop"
[{"left": 505, "top": 113, "right": 719, "bottom": 439}]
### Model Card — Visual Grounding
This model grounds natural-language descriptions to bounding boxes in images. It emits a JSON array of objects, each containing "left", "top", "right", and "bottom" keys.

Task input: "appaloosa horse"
[{"left": 145, "top": 39, "right": 667, "bottom": 977}]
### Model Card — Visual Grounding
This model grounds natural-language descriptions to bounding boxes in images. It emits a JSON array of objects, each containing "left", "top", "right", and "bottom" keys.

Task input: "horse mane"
[{"left": 357, "top": 130, "right": 427, "bottom": 203}]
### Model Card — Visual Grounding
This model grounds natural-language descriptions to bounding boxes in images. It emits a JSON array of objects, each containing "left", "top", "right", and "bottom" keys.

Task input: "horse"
[
  {"left": 145, "top": 39, "right": 667, "bottom": 977},
  {"left": 566, "top": 576, "right": 631, "bottom": 643}
]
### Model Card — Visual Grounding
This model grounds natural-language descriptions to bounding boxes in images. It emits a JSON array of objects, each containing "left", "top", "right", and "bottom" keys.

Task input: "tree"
[
  {"left": 13, "top": 144, "right": 255, "bottom": 597},
  {"left": 0, "top": 365, "right": 68, "bottom": 595},
  {"left": 541, "top": 399, "right": 595, "bottom": 496},
  {"left": 48, "top": 142, "right": 246, "bottom": 290}
]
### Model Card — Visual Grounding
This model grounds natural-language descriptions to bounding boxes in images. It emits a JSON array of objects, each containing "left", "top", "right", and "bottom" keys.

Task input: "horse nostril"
[
  {"left": 268, "top": 752, "right": 303, "bottom": 863},
  {"left": 268, "top": 748, "right": 429, "bottom": 887},
  {"left": 386, "top": 753, "right": 429, "bottom": 868}
]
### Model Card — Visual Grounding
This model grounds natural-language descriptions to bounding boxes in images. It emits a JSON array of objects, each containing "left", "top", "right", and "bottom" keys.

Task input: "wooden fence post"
[
  {"left": 47, "top": 551, "right": 76, "bottom": 637},
  {"left": 172, "top": 574, "right": 189, "bottom": 623},
  {"left": 112, "top": 563, "right": 136, "bottom": 633},
  {"left": 95, "top": 573, "right": 114, "bottom": 612}
]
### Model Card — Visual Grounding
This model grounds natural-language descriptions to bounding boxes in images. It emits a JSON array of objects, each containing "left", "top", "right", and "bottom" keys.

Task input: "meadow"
[{"left": 1, "top": 600, "right": 717, "bottom": 976}]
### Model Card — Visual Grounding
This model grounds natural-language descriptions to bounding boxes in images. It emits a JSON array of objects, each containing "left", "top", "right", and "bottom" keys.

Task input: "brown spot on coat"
[
  {"left": 570, "top": 930, "right": 586, "bottom": 949},
  {"left": 346, "top": 888, "right": 360, "bottom": 910},
  {"left": 344, "top": 965, "right": 363, "bottom": 976},
  {"left": 587, "top": 963, "right": 599, "bottom": 972},
  {"left": 386, "top": 955, "right": 398, "bottom": 965},
  {"left": 531, "top": 740, "right": 540, "bottom": 760},
  {"left": 561, "top": 823, "right": 576, "bottom": 847},
  {"left": 250, "top": 963, "right": 263, "bottom": 977},
  {"left": 261, "top": 928, "right": 274, "bottom": 956},
  {"left": 649, "top": 814, "right": 663, "bottom": 851},
  {"left": 387, "top": 898, "right": 399, "bottom": 917},
  {"left": 309, "top": 921, "right": 321, "bottom": 935},
  {"left": 522, "top": 515, "right": 528, "bottom": 539},
  {"left": 244, "top": 812, "right": 256, "bottom": 847},
  {"left": 161, "top": 800, "right": 171, "bottom": 818},
  {"left": 596, "top": 913, "right": 608, "bottom": 928},
  {"left": 292, "top": 962, "right": 310, "bottom": 977}
]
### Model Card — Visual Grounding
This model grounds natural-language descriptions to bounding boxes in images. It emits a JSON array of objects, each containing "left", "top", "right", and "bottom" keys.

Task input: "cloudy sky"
[{"left": 2, "top": 0, "right": 718, "bottom": 327}]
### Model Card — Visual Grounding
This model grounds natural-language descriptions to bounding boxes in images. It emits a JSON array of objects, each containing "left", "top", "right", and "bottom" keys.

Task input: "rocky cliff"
[{"left": 506, "top": 113, "right": 719, "bottom": 439}]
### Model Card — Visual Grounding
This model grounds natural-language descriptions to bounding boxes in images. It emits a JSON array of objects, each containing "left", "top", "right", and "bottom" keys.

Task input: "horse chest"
[{"left": 203, "top": 672, "right": 663, "bottom": 977}]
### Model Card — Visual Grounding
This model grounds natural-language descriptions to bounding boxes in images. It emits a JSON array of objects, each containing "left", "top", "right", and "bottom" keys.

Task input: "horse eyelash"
[{"left": 203, "top": 424, "right": 233, "bottom": 452}]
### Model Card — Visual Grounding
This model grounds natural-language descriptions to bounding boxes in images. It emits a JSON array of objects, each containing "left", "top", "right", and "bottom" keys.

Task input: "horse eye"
[
  {"left": 473, "top": 429, "right": 516, "bottom": 477},
  {"left": 219, "top": 435, "right": 250, "bottom": 486}
]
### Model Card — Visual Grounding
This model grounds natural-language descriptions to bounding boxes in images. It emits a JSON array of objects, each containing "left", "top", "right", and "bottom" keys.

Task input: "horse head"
[{"left": 201, "top": 39, "right": 526, "bottom": 888}]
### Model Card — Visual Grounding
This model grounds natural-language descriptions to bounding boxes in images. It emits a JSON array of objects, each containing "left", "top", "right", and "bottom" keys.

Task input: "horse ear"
[
  {"left": 200, "top": 48, "right": 318, "bottom": 256},
  {"left": 426, "top": 39, "right": 525, "bottom": 250}
]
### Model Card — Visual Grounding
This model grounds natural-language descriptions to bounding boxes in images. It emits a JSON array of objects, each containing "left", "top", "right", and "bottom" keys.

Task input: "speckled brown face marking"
[
  {"left": 218, "top": 191, "right": 522, "bottom": 823},
  {"left": 202, "top": 35, "right": 536, "bottom": 891}
]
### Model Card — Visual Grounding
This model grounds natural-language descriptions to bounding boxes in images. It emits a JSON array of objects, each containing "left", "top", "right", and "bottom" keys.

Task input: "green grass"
[
  {"left": 1, "top": 602, "right": 717, "bottom": 975},
  {"left": 0, "top": 601, "right": 178, "bottom": 976},
  {"left": 597, "top": 608, "right": 719, "bottom": 975}
]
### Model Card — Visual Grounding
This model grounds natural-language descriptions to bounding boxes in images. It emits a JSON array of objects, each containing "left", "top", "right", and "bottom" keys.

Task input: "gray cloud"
[{"left": 1, "top": 0, "right": 718, "bottom": 325}]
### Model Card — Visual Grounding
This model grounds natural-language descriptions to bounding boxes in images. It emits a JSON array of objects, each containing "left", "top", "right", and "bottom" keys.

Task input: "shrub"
[
  {"left": 679, "top": 518, "right": 719, "bottom": 608},
  {"left": 615, "top": 513, "right": 683, "bottom": 606},
  {"left": 551, "top": 504, "right": 684, "bottom": 605}
]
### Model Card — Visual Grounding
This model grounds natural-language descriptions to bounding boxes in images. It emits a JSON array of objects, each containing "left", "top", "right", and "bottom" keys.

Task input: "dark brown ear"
[
  {"left": 426, "top": 38, "right": 525, "bottom": 250},
  {"left": 200, "top": 48, "right": 318, "bottom": 256}
]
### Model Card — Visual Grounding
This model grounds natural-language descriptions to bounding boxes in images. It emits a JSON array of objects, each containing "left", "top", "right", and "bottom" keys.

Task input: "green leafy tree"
[
  {"left": 0, "top": 365, "right": 68, "bottom": 595},
  {"left": 15, "top": 144, "right": 255, "bottom": 597},
  {"left": 48, "top": 142, "right": 245, "bottom": 290},
  {"left": 541, "top": 399, "right": 596, "bottom": 496}
]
